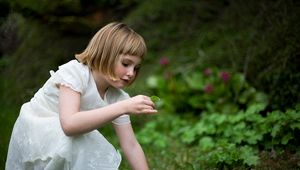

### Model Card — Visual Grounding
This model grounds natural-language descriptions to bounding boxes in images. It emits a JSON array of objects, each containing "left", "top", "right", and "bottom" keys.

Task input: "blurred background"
[{"left": 0, "top": 0, "right": 299, "bottom": 169}]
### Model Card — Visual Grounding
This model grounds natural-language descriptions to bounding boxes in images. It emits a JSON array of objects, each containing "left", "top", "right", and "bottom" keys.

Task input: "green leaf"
[
  {"left": 281, "top": 132, "right": 293, "bottom": 144},
  {"left": 228, "top": 111, "right": 245, "bottom": 123},
  {"left": 240, "top": 146, "right": 259, "bottom": 166},
  {"left": 290, "top": 123, "right": 300, "bottom": 130},
  {"left": 213, "top": 114, "right": 227, "bottom": 125},
  {"left": 238, "top": 87, "right": 256, "bottom": 104},
  {"left": 253, "top": 92, "right": 268, "bottom": 104},
  {"left": 271, "top": 124, "right": 281, "bottom": 137},
  {"left": 154, "top": 136, "right": 168, "bottom": 148},
  {"left": 183, "top": 72, "right": 204, "bottom": 90},
  {"left": 151, "top": 95, "right": 164, "bottom": 109},
  {"left": 199, "top": 136, "right": 215, "bottom": 151},
  {"left": 151, "top": 95, "right": 161, "bottom": 102},
  {"left": 182, "top": 129, "right": 196, "bottom": 144},
  {"left": 246, "top": 103, "right": 267, "bottom": 115},
  {"left": 244, "top": 130, "right": 263, "bottom": 144},
  {"left": 232, "top": 73, "right": 246, "bottom": 94}
]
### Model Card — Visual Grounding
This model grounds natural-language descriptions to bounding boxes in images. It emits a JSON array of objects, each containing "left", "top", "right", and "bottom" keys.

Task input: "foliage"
[
  {"left": 126, "top": 0, "right": 300, "bottom": 110},
  {"left": 0, "top": 13, "right": 89, "bottom": 106},
  {"left": 137, "top": 102, "right": 300, "bottom": 169},
  {"left": 9, "top": 0, "right": 81, "bottom": 15},
  {"left": 8, "top": 0, "right": 139, "bottom": 16},
  {"left": 135, "top": 62, "right": 300, "bottom": 168},
  {"left": 146, "top": 62, "right": 268, "bottom": 115}
]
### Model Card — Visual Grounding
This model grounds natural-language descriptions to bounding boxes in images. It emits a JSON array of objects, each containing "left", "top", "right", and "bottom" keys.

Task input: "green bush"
[
  {"left": 146, "top": 62, "right": 268, "bottom": 115},
  {"left": 135, "top": 63, "right": 300, "bottom": 169},
  {"left": 126, "top": 0, "right": 300, "bottom": 111},
  {"left": 137, "top": 102, "right": 300, "bottom": 169}
]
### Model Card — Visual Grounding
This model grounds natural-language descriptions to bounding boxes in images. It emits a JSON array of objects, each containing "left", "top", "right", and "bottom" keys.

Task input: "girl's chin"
[{"left": 111, "top": 81, "right": 128, "bottom": 89}]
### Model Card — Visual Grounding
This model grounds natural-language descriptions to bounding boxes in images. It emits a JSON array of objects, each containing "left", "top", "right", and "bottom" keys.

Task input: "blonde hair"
[{"left": 75, "top": 22, "right": 147, "bottom": 79}]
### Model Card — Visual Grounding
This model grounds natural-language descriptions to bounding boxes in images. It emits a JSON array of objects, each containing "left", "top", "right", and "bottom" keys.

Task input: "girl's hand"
[{"left": 123, "top": 95, "right": 158, "bottom": 114}]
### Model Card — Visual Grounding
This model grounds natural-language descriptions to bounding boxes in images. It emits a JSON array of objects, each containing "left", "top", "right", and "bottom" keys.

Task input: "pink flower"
[
  {"left": 204, "top": 84, "right": 214, "bottom": 93},
  {"left": 219, "top": 71, "right": 230, "bottom": 82},
  {"left": 203, "top": 68, "right": 212, "bottom": 76},
  {"left": 159, "top": 57, "right": 169, "bottom": 66}
]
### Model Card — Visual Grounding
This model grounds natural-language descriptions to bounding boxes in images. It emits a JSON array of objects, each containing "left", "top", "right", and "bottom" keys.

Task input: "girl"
[{"left": 6, "top": 22, "right": 157, "bottom": 170}]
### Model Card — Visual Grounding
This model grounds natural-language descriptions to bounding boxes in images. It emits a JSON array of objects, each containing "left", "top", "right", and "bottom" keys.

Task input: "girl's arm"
[
  {"left": 114, "top": 123, "right": 149, "bottom": 170},
  {"left": 58, "top": 85, "right": 157, "bottom": 136}
]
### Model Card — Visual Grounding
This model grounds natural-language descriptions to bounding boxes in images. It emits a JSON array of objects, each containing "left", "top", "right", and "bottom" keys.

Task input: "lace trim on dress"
[
  {"left": 49, "top": 70, "right": 83, "bottom": 93},
  {"left": 57, "top": 83, "right": 81, "bottom": 93}
]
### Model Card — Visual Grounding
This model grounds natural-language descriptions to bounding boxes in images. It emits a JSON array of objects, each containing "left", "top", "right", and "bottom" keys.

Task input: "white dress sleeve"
[
  {"left": 49, "top": 60, "right": 88, "bottom": 93},
  {"left": 112, "top": 114, "right": 131, "bottom": 125},
  {"left": 111, "top": 91, "right": 131, "bottom": 125}
]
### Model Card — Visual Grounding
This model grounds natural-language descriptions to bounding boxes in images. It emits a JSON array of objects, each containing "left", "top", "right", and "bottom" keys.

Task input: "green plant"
[
  {"left": 146, "top": 64, "right": 268, "bottom": 115},
  {"left": 139, "top": 60, "right": 300, "bottom": 168},
  {"left": 137, "top": 101, "right": 300, "bottom": 168}
]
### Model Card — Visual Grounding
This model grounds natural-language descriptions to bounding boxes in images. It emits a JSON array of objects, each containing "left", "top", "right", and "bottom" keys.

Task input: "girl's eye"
[{"left": 122, "top": 63, "right": 129, "bottom": 67}]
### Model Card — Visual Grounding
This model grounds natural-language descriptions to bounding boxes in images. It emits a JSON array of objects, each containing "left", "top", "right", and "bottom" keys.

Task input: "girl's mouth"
[{"left": 121, "top": 78, "right": 130, "bottom": 84}]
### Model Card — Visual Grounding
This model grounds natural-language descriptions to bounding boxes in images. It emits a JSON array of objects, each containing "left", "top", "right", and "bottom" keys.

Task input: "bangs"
[{"left": 121, "top": 32, "right": 147, "bottom": 58}]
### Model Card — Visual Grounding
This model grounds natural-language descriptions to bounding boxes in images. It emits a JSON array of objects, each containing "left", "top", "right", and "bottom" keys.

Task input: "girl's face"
[{"left": 108, "top": 54, "right": 141, "bottom": 89}]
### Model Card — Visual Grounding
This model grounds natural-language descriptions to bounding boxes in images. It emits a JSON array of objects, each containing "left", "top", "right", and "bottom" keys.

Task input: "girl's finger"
[
  {"left": 143, "top": 99, "right": 155, "bottom": 107},
  {"left": 143, "top": 109, "right": 158, "bottom": 114},
  {"left": 144, "top": 105, "right": 155, "bottom": 110}
]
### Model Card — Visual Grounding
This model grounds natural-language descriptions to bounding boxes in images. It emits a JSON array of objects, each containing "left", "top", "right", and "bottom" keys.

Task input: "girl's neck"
[{"left": 91, "top": 70, "right": 109, "bottom": 99}]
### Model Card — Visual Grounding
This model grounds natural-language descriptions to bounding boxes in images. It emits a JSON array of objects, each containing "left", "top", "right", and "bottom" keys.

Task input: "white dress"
[{"left": 6, "top": 60, "right": 131, "bottom": 170}]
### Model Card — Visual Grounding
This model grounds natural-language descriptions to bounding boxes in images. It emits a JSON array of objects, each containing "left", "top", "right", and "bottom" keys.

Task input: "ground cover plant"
[{"left": 133, "top": 63, "right": 300, "bottom": 169}]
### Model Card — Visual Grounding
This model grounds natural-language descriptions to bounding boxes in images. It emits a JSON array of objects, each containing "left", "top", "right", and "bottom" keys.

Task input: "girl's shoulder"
[
  {"left": 59, "top": 59, "right": 88, "bottom": 71},
  {"left": 57, "top": 59, "right": 89, "bottom": 78},
  {"left": 49, "top": 59, "right": 90, "bottom": 93}
]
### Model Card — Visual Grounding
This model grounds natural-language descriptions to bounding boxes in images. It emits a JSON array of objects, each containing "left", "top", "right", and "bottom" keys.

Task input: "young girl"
[{"left": 6, "top": 22, "right": 157, "bottom": 170}]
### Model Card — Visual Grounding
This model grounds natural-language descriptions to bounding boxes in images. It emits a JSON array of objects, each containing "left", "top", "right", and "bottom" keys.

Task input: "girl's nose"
[{"left": 127, "top": 67, "right": 135, "bottom": 77}]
